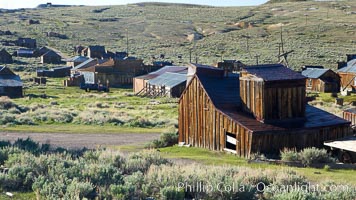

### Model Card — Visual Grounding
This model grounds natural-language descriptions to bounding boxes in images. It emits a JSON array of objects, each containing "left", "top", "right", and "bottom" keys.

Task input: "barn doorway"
[{"left": 224, "top": 131, "right": 237, "bottom": 154}]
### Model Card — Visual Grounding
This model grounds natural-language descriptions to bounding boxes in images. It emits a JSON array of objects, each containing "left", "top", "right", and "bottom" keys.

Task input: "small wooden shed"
[
  {"left": 133, "top": 65, "right": 187, "bottom": 94},
  {"left": 302, "top": 68, "right": 340, "bottom": 93},
  {"left": 0, "top": 66, "right": 23, "bottom": 98},
  {"left": 179, "top": 64, "right": 352, "bottom": 158},
  {"left": 343, "top": 108, "right": 356, "bottom": 127},
  {"left": 337, "top": 55, "right": 356, "bottom": 90},
  {"left": 0, "top": 49, "right": 13, "bottom": 64},
  {"left": 41, "top": 50, "right": 62, "bottom": 64}
]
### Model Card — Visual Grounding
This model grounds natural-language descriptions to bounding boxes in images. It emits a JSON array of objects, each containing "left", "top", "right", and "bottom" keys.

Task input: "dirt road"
[{"left": 0, "top": 132, "right": 160, "bottom": 149}]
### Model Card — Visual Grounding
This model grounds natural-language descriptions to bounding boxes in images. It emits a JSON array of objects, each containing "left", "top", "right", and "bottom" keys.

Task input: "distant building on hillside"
[
  {"left": 41, "top": 50, "right": 62, "bottom": 64},
  {"left": 0, "top": 49, "right": 13, "bottom": 64},
  {"left": 0, "top": 66, "right": 23, "bottom": 98},
  {"left": 16, "top": 38, "right": 37, "bottom": 49}
]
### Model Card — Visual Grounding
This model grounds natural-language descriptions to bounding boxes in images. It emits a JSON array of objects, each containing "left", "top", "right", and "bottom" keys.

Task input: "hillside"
[{"left": 0, "top": 0, "right": 355, "bottom": 70}]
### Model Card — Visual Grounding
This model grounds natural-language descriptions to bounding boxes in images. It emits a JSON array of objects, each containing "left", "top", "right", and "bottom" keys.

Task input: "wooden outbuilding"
[
  {"left": 179, "top": 64, "right": 352, "bottom": 158},
  {"left": 0, "top": 66, "right": 23, "bottom": 98},
  {"left": 337, "top": 54, "right": 356, "bottom": 91},
  {"left": 0, "top": 49, "right": 13, "bottom": 64},
  {"left": 16, "top": 38, "right": 36, "bottom": 49},
  {"left": 134, "top": 65, "right": 187, "bottom": 94},
  {"left": 216, "top": 60, "right": 245, "bottom": 74},
  {"left": 41, "top": 50, "right": 62, "bottom": 64},
  {"left": 78, "top": 58, "right": 146, "bottom": 87},
  {"left": 16, "top": 48, "right": 34, "bottom": 57},
  {"left": 302, "top": 67, "right": 340, "bottom": 93},
  {"left": 37, "top": 66, "right": 71, "bottom": 78},
  {"left": 82, "top": 45, "right": 106, "bottom": 59},
  {"left": 145, "top": 72, "right": 187, "bottom": 98}
]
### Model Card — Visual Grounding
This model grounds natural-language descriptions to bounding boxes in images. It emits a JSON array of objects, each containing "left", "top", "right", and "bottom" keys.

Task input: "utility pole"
[
  {"left": 126, "top": 28, "right": 129, "bottom": 57},
  {"left": 304, "top": 14, "right": 308, "bottom": 25},
  {"left": 255, "top": 54, "right": 260, "bottom": 65},
  {"left": 189, "top": 48, "right": 192, "bottom": 63}
]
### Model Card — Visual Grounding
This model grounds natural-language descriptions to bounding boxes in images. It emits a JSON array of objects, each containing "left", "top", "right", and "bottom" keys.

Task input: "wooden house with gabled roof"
[
  {"left": 0, "top": 49, "right": 13, "bottom": 64},
  {"left": 302, "top": 67, "right": 340, "bottom": 93},
  {"left": 179, "top": 64, "right": 352, "bottom": 158},
  {"left": 0, "top": 66, "right": 23, "bottom": 98}
]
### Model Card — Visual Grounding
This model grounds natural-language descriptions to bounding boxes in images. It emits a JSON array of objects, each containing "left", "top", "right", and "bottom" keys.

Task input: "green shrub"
[
  {"left": 161, "top": 186, "right": 185, "bottom": 200},
  {"left": 271, "top": 190, "right": 319, "bottom": 200},
  {"left": 280, "top": 148, "right": 299, "bottom": 162},
  {"left": 13, "top": 137, "right": 40, "bottom": 154},
  {"left": 299, "top": 147, "right": 334, "bottom": 166},
  {"left": 145, "top": 128, "right": 178, "bottom": 149}
]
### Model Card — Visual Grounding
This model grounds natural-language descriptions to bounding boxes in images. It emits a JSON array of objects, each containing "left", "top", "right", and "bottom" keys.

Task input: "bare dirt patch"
[{"left": 0, "top": 132, "right": 160, "bottom": 149}]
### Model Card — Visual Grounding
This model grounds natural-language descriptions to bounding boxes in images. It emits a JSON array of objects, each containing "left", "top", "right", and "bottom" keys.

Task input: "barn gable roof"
[
  {"left": 185, "top": 72, "right": 349, "bottom": 133},
  {"left": 301, "top": 68, "right": 330, "bottom": 79},
  {"left": 196, "top": 73, "right": 240, "bottom": 110},
  {"left": 0, "top": 49, "right": 11, "bottom": 57},
  {"left": 243, "top": 64, "right": 306, "bottom": 81},
  {"left": 337, "top": 59, "right": 356, "bottom": 73}
]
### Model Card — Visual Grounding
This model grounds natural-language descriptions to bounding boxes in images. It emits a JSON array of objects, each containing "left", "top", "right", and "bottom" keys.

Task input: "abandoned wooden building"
[
  {"left": 133, "top": 65, "right": 187, "bottom": 94},
  {"left": 78, "top": 58, "right": 145, "bottom": 86},
  {"left": 37, "top": 66, "right": 71, "bottom": 78},
  {"left": 179, "top": 64, "right": 352, "bottom": 158},
  {"left": 34, "top": 46, "right": 51, "bottom": 57},
  {"left": 41, "top": 50, "right": 62, "bottom": 64},
  {"left": 0, "top": 49, "right": 13, "bottom": 64},
  {"left": 337, "top": 55, "right": 356, "bottom": 91},
  {"left": 301, "top": 67, "right": 340, "bottom": 93},
  {"left": 16, "top": 38, "right": 37, "bottom": 49},
  {"left": 0, "top": 66, "right": 23, "bottom": 98},
  {"left": 81, "top": 45, "right": 106, "bottom": 59},
  {"left": 144, "top": 72, "right": 187, "bottom": 98}
]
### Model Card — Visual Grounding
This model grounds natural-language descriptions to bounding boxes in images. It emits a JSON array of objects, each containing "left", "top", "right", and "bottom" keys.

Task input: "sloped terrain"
[{"left": 0, "top": 0, "right": 355, "bottom": 69}]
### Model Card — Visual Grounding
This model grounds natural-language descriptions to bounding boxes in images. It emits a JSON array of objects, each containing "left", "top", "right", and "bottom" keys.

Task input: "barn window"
[{"left": 224, "top": 131, "right": 237, "bottom": 154}]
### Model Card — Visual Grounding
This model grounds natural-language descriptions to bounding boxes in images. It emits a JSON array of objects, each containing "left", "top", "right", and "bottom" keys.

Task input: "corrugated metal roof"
[
  {"left": 0, "top": 75, "right": 22, "bottom": 87},
  {"left": 337, "top": 59, "right": 356, "bottom": 73},
  {"left": 301, "top": 68, "right": 329, "bottom": 78},
  {"left": 148, "top": 72, "right": 186, "bottom": 88},
  {"left": 243, "top": 64, "right": 306, "bottom": 81},
  {"left": 64, "top": 56, "right": 89, "bottom": 62},
  {"left": 135, "top": 65, "right": 188, "bottom": 80}
]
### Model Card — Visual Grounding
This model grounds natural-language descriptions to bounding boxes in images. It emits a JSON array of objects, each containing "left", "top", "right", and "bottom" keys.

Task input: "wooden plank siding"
[
  {"left": 343, "top": 110, "right": 356, "bottom": 126},
  {"left": 338, "top": 72, "right": 356, "bottom": 90},
  {"left": 240, "top": 77, "right": 306, "bottom": 122},
  {"left": 251, "top": 125, "right": 351, "bottom": 155},
  {"left": 179, "top": 76, "right": 253, "bottom": 157}
]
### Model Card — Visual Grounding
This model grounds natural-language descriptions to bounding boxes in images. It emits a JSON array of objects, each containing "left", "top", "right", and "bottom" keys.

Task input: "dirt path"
[{"left": 0, "top": 132, "right": 160, "bottom": 149}]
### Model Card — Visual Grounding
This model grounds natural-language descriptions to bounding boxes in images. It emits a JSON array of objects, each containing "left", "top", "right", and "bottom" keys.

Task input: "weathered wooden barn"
[
  {"left": 78, "top": 58, "right": 145, "bottom": 86},
  {"left": 0, "top": 66, "right": 23, "bottom": 98},
  {"left": 301, "top": 67, "right": 340, "bottom": 93},
  {"left": 41, "top": 50, "right": 62, "bottom": 64},
  {"left": 0, "top": 49, "right": 13, "bottom": 64},
  {"left": 179, "top": 64, "right": 352, "bottom": 158},
  {"left": 134, "top": 65, "right": 187, "bottom": 94},
  {"left": 337, "top": 55, "right": 356, "bottom": 91},
  {"left": 34, "top": 46, "right": 51, "bottom": 57}
]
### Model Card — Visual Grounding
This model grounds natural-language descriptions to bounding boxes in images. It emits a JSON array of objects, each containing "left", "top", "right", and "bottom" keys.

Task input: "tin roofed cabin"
[
  {"left": 179, "top": 64, "right": 352, "bottom": 158},
  {"left": 337, "top": 54, "right": 356, "bottom": 91},
  {"left": 301, "top": 67, "right": 340, "bottom": 93}
]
